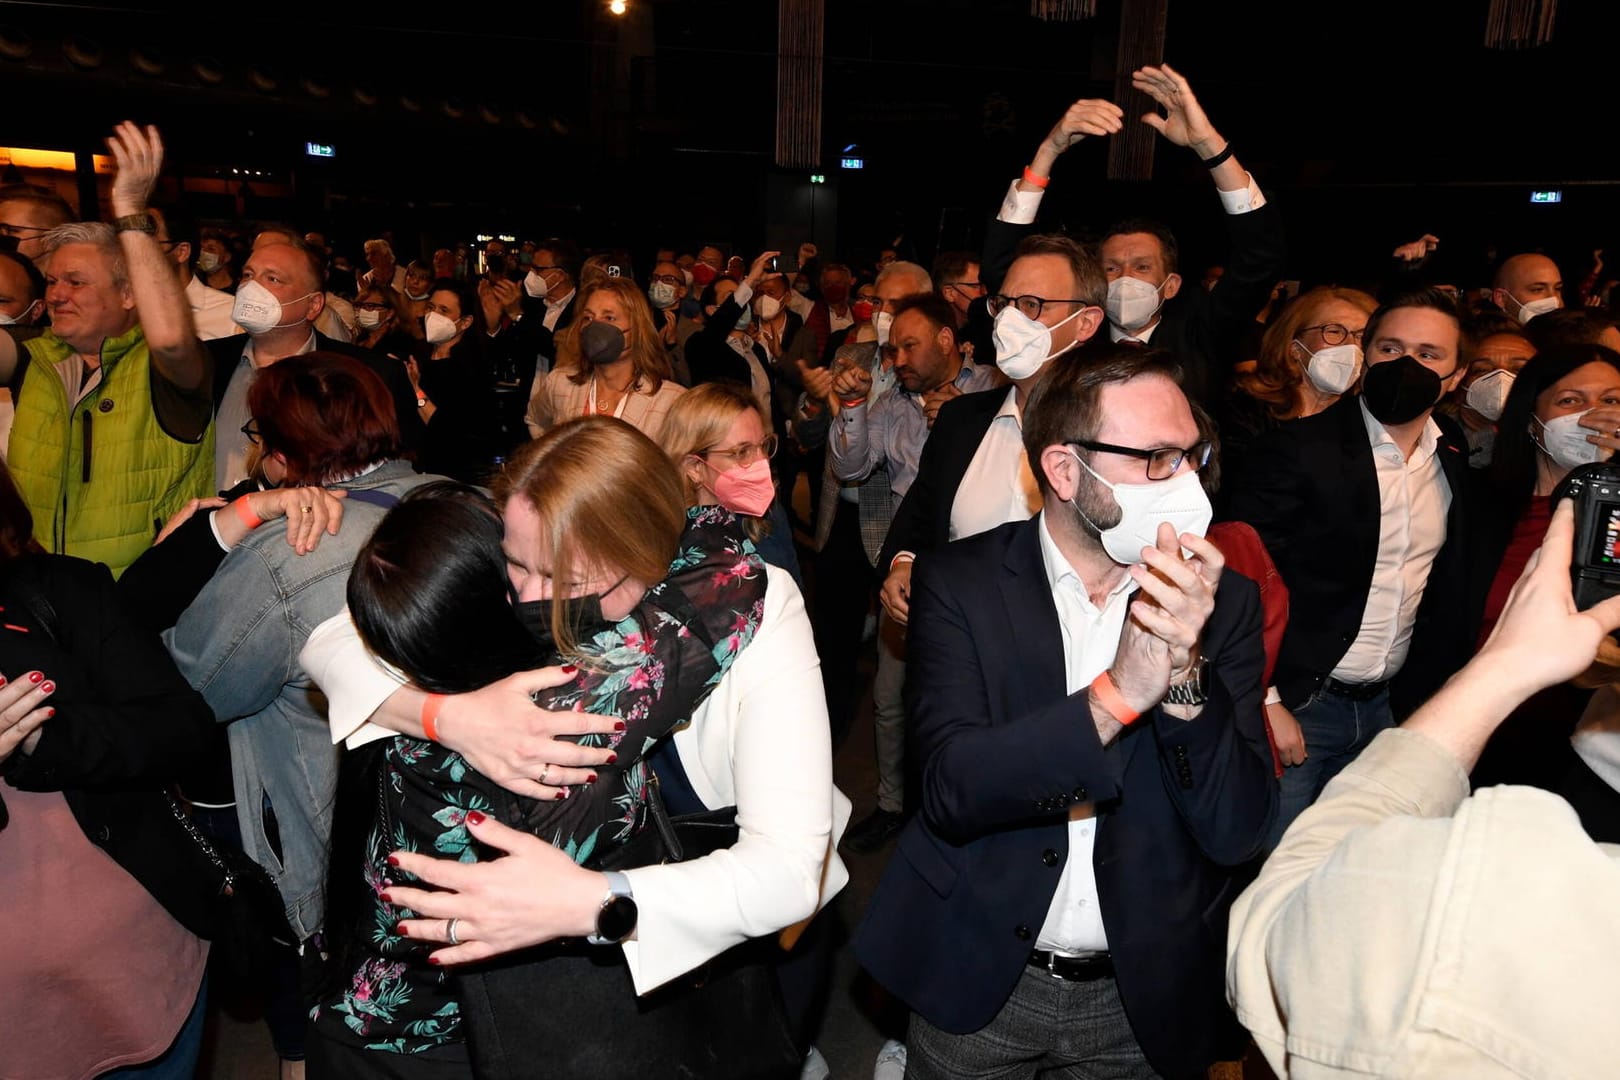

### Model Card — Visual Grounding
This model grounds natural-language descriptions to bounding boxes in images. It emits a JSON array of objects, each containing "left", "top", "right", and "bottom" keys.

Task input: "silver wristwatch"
[{"left": 1164, "top": 658, "right": 1211, "bottom": 707}]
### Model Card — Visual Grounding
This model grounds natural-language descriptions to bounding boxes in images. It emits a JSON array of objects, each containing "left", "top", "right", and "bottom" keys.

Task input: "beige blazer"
[{"left": 526, "top": 367, "right": 686, "bottom": 442}]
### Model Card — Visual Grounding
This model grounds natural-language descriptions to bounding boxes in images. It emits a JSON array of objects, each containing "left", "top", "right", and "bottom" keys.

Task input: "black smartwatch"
[{"left": 587, "top": 871, "right": 638, "bottom": 945}]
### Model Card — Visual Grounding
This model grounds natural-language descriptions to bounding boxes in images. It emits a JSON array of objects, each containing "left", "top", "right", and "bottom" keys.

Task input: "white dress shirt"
[
  {"left": 542, "top": 289, "right": 576, "bottom": 333},
  {"left": 216, "top": 331, "right": 318, "bottom": 491},
  {"left": 184, "top": 273, "right": 238, "bottom": 341},
  {"left": 1332, "top": 401, "right": 1452, "bottom": 684},
  {"left": 949, "top": 386, "right": 1042, "bottom": 541},
  {"left": 997, "top": 172, "right": 1266, "bottom": 227},
  {"left": 1035, "top": 511, "right": 1135, "bottom": 954}
]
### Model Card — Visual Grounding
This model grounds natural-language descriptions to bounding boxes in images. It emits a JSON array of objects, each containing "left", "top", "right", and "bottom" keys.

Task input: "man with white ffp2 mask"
[
  {"left": 206, "top": 241, "right": 423, "bottom": 490},
  {"left": 877, "top": 233, "right": 1105, "bottom": 630},
  {"left": 990, "top": 64, "right": 1284, "bottom": 410},
  {"left": 1492, "top": 252, "right": 1563, "bottom": 326},
  {"left": 1453, "top": 330, "right": 1533, "bottom": 468}
]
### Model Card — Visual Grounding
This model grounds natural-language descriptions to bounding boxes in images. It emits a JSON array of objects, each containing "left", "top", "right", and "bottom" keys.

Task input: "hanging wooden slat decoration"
[
  {"left": 776, "top": 0, "right": 825, "bottom": 170},
  {"left": 1108, "top": 0, "right": 1168, "bottom": 181},
  {"left": 1030, "top": 0, "right": 1099, "bottom": 19},
  {"left": 1484, "top": 0, "right": 1558, "bottom": 48}
]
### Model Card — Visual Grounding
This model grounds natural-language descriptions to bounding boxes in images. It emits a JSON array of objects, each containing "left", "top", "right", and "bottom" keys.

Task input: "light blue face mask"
[{"left": 734, "top": 307, "right": 754, "bottom": 331}]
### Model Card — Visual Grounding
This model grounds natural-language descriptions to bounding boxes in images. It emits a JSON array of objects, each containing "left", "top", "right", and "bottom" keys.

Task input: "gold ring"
[{"left": 300, "top": 505, "right": 313, "bottom": 515}]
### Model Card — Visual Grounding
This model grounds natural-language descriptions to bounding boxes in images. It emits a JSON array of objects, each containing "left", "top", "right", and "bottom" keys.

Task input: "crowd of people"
[{"left": 3, "top": 57, "right": 1620, "bottom": 1080}]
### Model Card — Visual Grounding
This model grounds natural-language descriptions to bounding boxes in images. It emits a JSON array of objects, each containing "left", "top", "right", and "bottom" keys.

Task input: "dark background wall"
[{"left": 0, "top": 0, "right": 1612, "bottom": 285}]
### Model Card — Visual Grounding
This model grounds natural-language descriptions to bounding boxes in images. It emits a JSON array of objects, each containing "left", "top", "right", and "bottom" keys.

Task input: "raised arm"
[{"left": 105, "top": 123, "right": 208, "bottom": 394}]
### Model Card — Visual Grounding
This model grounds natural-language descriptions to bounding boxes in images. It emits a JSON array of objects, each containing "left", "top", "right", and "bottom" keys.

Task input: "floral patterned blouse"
[{"left": 314, "top": 506, "right": 767, "bottom": 1054}]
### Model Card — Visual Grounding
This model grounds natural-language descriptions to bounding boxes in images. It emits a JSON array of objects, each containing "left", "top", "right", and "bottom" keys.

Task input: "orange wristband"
[
  {"left": 421, "top": 693, "right": 446, "bottom": 743},
  {"left": 232, "top": 495, "right": 263, "bottom": 530},
  {"left": 1090, "top": 671, "right": 1140, "bottom": 726},
  {"left": 1022, "top": 165, "right": 1050, "bottom": 189}
]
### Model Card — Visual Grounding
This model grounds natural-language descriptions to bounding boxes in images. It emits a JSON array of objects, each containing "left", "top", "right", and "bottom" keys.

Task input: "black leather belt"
[
  {"left": 1028, "top": 949, "right": 1114, "bottom": 981},
  {"left": 1322, "top": 676, "right": 1390, "bottom": 702}
]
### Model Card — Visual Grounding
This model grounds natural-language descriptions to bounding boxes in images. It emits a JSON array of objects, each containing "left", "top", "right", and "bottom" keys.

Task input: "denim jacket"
[{"left": 165, "top": 460, "right": 434, "bottom": 941}]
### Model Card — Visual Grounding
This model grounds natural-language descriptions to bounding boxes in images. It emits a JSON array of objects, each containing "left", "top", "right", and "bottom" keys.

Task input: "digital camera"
[{"left": 1555, "top": 461, "right": 1620, "bottom": 609}]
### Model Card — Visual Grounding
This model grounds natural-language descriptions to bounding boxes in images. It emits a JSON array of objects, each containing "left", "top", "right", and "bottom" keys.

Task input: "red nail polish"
[
  {"left": 380, "top": 892, "right": 393, "bottom": 904},
  {"left": 467, "top": 810, "right": 487, "bottom": 826},
  {"left": 428, "top": 955, "right": 443, "bottom": 965},
  {"left": 28, "top": 671, "right": 42, "bottom": 684},
  {"left": 555, "top": 789, "right": 569, "bottom": 800},
  {"left": 606, "top": 753, "right": 618, "bottom": 764},
  {"left": 45, "top": 708, "right": 54, "bottom": 718},
  {"left": 586, "top": 774, "right": 598, "bottom": 785},
  {"left": 386, "top": 854, "right": 400, "bottom": 867},
  {"left": 0, "top": 676, "right": 8, "bottom": 688},
  {"left": 39, "top": 681, "right": 54, "bottom": 695},
  {"left": 613, "top": 721, "right": 626, "bottom": 732},
  {"left": 560, "top": 664, "right": 577, "bottom": 675},
  {"left": 394, "top": 920, "right": 407, "bottom": 934}
]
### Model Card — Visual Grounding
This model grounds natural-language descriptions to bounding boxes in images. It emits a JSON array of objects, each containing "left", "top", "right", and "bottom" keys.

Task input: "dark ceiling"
[{"left": 0, "top": 0, "right": 1611, "bottom": 282}]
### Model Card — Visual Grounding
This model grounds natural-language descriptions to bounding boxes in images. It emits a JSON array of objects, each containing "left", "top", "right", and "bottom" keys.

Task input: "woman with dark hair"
[
  {"left": 352, "top": 282, "right": 419, "bottom": 361},
  {"left": 412, "top": 278, "right": 517, "bottom": 484},
  {"left": 0, "top": 456, "right": 220, "bottom": 1080},
  {"left": 1464, "top": 342, "right": 1620, "bottom": 787},
  {"left": 302, "top": 417, "right": 846, "bottom": 1077}
]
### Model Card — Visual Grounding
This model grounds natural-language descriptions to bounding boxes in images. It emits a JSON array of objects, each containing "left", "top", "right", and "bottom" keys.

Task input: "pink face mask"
[{"left": 710, "top": 457, "right": 775, "bottom": 518}]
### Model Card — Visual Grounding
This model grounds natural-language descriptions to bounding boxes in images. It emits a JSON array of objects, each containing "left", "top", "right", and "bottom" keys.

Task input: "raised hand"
[
  {"left": 106, "top": 121, "right": 164, "bottom": 217},
  {"left": 1044, "top": 98, "right": 1126, "bottom": 154},
  {"left": 1131, "top": 64, "right": 1221, "bottom": 156}
]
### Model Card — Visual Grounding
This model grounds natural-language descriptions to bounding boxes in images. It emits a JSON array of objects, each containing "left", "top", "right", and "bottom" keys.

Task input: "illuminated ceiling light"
[{"left": 609, "top": 0, "right": 628, "bottom": 14}]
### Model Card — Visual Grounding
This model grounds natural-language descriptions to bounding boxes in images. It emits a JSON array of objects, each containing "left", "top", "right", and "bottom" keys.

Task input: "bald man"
[{"left": 1492, "top": 253, "right": 1563, "bottom": 326}]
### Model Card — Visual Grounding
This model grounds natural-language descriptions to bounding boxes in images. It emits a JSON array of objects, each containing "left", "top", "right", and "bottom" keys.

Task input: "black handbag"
[{"left": 456, "top": 776, "right": 802, "bottom": 1080}]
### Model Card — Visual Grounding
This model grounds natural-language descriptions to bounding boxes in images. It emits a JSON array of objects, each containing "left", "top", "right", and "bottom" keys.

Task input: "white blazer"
[{"left": 302, "top": 565, "right": 850, "bottom": 994}]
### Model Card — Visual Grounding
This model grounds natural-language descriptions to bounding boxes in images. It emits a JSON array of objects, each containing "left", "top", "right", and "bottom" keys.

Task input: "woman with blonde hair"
[
  {"left": 659, "top": 381, "right": 802, "bottom": 586},
  {"left": 1224, "top": 285, "right": 1378, "bottom": 466},
  {"left": 526, "top": 276, "right": 685, "bottom": 439},
  {"left": 303, "top": 416, "right": 844, "bottom": 1077}
]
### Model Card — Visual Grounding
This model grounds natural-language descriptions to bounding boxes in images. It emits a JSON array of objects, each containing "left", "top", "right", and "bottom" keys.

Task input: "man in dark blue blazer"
[{"left": 856, "top": 346, "right": 1276, "bottom": 1079}]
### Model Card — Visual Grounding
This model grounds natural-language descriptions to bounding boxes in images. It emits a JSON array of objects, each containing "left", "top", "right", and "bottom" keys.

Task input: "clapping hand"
[{"left": 1108, "top": 523, "right": 1223, "bottom": 715}]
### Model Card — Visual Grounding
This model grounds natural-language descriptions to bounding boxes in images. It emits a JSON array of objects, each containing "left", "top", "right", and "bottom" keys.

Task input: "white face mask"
[
  {"left": 1069, "top": 451, "right": 1213, "bottom": 566},
  {"left": 195, "top": 251, "right": 222, "bottom": 274},
  {"left": 648, "top": 281, "right": 678, "bottom": 310},
  {"left": 1106, "top": 275, "right": 1167, "bottom": 333},
  {"left": 1507, "top": 292, "right": 1560, "bottom": 325},
  {"left": 524, "top": 269, "right": 550, "bottom": 299},
  {"left": 754, "top": 294, "right": 782, "bottom": 321},
  {"left": 1533, "top": 410, "right": 1613, "bottom": 470},
  {"left": 993, "top": 304, "right": 1083, "bottom": 381},
  {"left": 873, "top": 309, "right": 894, "bottom": 347},
  {"left": 405, "top": 288, "right": 430, "bottom": 302},
  {"left": 355, "top": 309, "right": 384, "bottom": 330},
  {"left": 0, "top": 301, "right": 39, "bottom": 326},
  {"left": 424, "top": 310, "right": 461, "bottom": 344},
  {"left": 1300, "top": 341, "right": 1362, "bottom": 395},
  {"left": 1464, "top": 368, "right": 1515, "bottom": 422},
  {"left": 231, "top": 279, "right": 315, "bottom": 335}
]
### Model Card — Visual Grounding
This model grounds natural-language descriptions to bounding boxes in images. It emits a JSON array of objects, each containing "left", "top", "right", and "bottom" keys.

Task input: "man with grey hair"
[
  {"left": 0, "top": 122, "right": 213, "bottom": 576},
  {"left": 361, "top": 236, "right": 406, "bottom": 292}
]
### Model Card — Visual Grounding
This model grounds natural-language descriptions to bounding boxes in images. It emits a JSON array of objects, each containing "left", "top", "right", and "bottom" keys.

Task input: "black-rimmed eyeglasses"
[{"left": 1069, "top": 438, "right": 1212, "bottom": 481}]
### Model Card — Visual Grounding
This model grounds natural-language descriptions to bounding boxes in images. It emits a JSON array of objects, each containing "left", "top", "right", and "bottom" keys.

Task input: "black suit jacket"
[
  {"left": 854, "top": 519, "right": 1275, "bottom": 1078},
  {"left": 1220, "top": 395, "right": 1472, "bottom": 715},
  {"left": 877, "top": 385, "right": 1009, "bottom": 571},
  {"left": 206, "top": 331, "right": 426, "bottom": 457},
  {"left": 981, "top": 194, "right": 1285, "bottom": 408}
]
